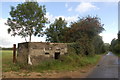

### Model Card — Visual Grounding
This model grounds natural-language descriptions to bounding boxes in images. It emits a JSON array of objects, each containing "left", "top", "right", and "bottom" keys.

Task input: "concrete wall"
[
  {"left": 17, "top": 42, "right": 29, "bottom": 64},
  {"left": 17, "top": 42, "right": 67, "bottom": 65}
]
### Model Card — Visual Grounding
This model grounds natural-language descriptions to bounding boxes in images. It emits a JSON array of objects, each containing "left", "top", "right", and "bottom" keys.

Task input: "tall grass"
[
  {"left": 2, "top": 50, "right": 101, "bottom": 72},
  {"left": 17, "top": 53, "right": 100, "bottom": 72}
]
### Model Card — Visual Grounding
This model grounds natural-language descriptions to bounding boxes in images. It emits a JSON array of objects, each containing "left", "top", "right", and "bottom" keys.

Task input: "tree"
[
  {"left": 104, "top": 43, "right": 110, "bottom": 52},
  {"left": 45, "top": 16, "right": 105, "bottom": 55},
  {"left": 93, "top": 35, "right": 106, "bottom": 54},
  {"left": 66, "top": 16, "right": 105, "bottom": 55},
  {"left": 45, "top": 17, "right": 68, "bottom": 43},
  {"left": 66, "top": 16, "right": 104, "bottom": 42},
  {"left": 6, "top": 2, "right": 48, "bottom": 42},
  {"left": 110, "top": 31, "right": 120, "bottom": 54},
  {"left": 114, "top": 43, "right": 120, "bottom": 53},
  {"left": 110, "top": 38, "right": 117, "bottom": 51},
  {"left": 110, "top": 38, "right": 120, "bottom": 53}
]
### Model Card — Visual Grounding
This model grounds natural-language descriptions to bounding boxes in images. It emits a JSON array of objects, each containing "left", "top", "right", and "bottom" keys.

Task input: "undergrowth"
[{"left": 2, "top": 50, "right": 101, "bottom": 72}]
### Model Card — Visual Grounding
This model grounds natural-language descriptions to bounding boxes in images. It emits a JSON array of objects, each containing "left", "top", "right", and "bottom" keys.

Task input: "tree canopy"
[
  {"left": 6, "top": 2, "right": 48, "bottom": 42},
  {"left": 110, "top": 31, "right": 120, "bottom": 54},
  {"left": 66, "top": 16, "right": 104, "bottom": 42},
  {"left": 45, "top": 17, "right": 68, "bottom": 43}
]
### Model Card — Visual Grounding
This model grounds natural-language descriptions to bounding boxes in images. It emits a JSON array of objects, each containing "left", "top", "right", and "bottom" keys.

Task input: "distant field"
[
  {"left": 2, "top": 50, "right": 20, "bottom": 72},
  {"left": 2, "top": 50, "right": 13, "bottom": 60},
  {"left": 0, "top": 50, "right": 13, "bottom": 64},
  {"left": 2, "top": 50, "right": 13, "bottom": 72},
  {"left": 2, "top": 50, "right": 13, "bottom": 65}
]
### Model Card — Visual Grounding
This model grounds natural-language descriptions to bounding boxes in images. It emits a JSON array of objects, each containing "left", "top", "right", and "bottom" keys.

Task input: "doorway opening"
[{"left": 54, "top": 52, "right": 60, "bottom": 59}]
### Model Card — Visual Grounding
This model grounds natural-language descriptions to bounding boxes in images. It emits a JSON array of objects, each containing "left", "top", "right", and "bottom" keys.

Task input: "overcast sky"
[{"left": 0, "top": 0, "right": 119, "bottom": 48}]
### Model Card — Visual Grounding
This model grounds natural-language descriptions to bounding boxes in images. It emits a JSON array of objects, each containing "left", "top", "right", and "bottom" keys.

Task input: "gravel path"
[{"left": 87, "top": 52, "right": 119, "bottom": 78}]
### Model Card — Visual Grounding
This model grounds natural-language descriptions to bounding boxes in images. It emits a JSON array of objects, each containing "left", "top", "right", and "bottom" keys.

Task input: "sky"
[{"left": 0, "top": 0, "right": 119, "bottom": 47}]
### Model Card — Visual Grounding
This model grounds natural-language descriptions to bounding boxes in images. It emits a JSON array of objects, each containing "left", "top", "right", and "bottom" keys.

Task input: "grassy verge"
[
  {"left": 2, "top": 50, "right": 101, "bottom": 72},
  {"left": 2, "top": 51, "right": 101, "bottom": 72},
  {"left": 27, "top": 54, "right": 100, "bottom": 72}
]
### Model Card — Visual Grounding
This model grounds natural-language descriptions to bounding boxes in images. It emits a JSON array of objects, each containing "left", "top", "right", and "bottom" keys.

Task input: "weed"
[{"left": 2, "top": 50, "right": 101, "bottom": 73}]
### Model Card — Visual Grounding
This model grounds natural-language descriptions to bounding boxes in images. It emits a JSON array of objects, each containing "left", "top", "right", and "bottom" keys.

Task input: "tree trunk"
[
  {"left": 29, "top": 33, "right": 32, "bottom": 42},
  {"left": 24, "top": 36, "right": 27, "bottom": 42}
]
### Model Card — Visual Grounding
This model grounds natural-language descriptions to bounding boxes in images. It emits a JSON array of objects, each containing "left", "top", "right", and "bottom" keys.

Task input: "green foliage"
[
  {"left": 110, "top": 31, "right": 120, "bottom": 56},
  {"left": 114, "top": 43, "right": 120, "bottom": 53},
  {"left": 66, "top": 16, "right": 104, "bottom": 42},
  {"left": 45, "top": 16, "right": 105, "bottom": 55},
  {"left": 110, "top": 39, "right": 120, "bottom": 56},
  {"left": 93, "top": 36, "right": 106, "bottom": 54},
  {"left": 67, "top": 43, "right": 82, "bottom": 55},
  {"left": 2, "top": 48, "right": 13, "bottom": 50},
  {"left": 67, "top": 16, "right": 105, "bottom": 55},
  {"left": 6, "top": 2, "right": 48, "bottom": 42},
  {"left": 67, "top": 41, "right": 95, "bottom": 56},
  {"left": 29, "top": 53, "right": 100, "bottom": 72},
  {"left": 2, "top": 50, "right": 100, "bottom": 72},
  {"left": 45, "top": 17, "right": 68, "bottom": 43},
  {"left": 104, "top": 43, "right": 110, "bottom": 52},
  {"left": 110, "top": 38, "right": 118, "bottom": 52}
]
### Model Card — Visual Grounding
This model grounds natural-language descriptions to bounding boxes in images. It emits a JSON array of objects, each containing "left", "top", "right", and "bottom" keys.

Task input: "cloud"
[
  {"left": 75, "top": 2, "right": 99, "bottom": 13},
  {"left": 0, "top": 18, "right": 45, "bottom": 48},
  {"left": 68, "top": 7, "right": 73, "bottom": 12},
  {"left": 0, "top": 18, "right": 27, "bottom": 47},
  {"left": 55, "top": 15, "right": 78, "bottom": 26},
  {"left": 65, "top": 3, "right": 72, "bottom": 12},
  {"left": 45, "top": 12, "right": 54, "bottom": 23},
  {"left": 63, "top": 15, "right": 78, "bottom": 23},
  {"left": 99, "top": 32, "right": 117, "bottom": 44},
  {"left": 46, "top": 12, "right": 79, "bottom": 25},
  {"left": 65, "top": 3, "right": 68, "bottom": 8}
]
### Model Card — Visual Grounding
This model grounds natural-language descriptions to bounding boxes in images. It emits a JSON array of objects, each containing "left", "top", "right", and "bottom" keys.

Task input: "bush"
[
  {"left": 67, "top": 41, "right": 95, "bottom": 56},
  {"left": 114, "top": 43, "right": 120, "bottom": 53}
]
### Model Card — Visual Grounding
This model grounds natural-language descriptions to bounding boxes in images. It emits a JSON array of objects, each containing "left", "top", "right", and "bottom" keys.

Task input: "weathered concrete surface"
[
  {"left": 17, "top": 42, "right": 67, "bottom": 65},
  {"left": 87, "top": 52, "right": 119, "bottom": 78}
]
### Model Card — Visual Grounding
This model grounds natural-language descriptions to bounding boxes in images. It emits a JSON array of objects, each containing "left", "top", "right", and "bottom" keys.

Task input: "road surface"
[{"left": 87, "top": 52, "right": 119, "bottom": 78}]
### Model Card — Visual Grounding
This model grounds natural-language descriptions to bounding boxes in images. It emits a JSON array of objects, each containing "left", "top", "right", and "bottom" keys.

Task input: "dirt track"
[{"left": 2, "top": 64, "right": 96, "bottom": 78}]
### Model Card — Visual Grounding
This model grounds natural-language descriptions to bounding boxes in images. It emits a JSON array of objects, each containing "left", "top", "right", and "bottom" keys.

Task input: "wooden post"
[{"left": 13, "top": 44, "right": 16, "bottom": 63}]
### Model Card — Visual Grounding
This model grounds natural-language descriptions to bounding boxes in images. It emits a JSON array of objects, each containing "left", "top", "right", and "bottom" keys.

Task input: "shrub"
[{"left": 67, "top": 41, "right": 95, "bottom": 56}]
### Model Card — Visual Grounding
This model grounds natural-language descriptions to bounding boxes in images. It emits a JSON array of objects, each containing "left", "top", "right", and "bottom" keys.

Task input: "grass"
[
  {"left": 2, "top": 50, "right": 21, "bottom": 72},
  {"left": 2, "top": 50, "right": 101, "bottom": 73},
  {"left": 33, "top": 54, "right": 100, "bottom": 72},
  {"left": 2, "top": 50, "right": 13, "bottom": 60}
]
